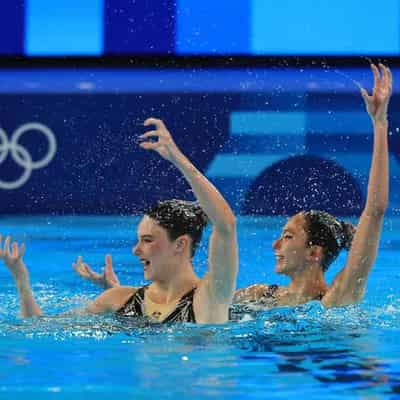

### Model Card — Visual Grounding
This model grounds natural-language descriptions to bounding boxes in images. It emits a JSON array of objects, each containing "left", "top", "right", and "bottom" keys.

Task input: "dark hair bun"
[
  {"left": 190, "top": 202, "right": 209, "bottom": 227},
  {"left": 338, "top": 221, "right": 356, "bottom": 250}
]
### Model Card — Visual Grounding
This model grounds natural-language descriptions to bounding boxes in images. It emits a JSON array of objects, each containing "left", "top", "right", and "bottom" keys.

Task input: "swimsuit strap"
[
  {"left": 162, "top": 287, "right": 197, "bottom": 324},
  {"left": 263, "top": 284, "right": 325, "bottom": 301},
  {"left": 116, "top": 285, "right": 197, "bottom": 323},
  {"left": 263, "top": 285, "right": 324, "bottom": 302},
  {"left": 262, "top": 284, "right": 279, "bottom": 299},
  {"left": 314, "top": 292, "right": 325, "bottom": 301},
  {"left": 116, "top": 285, "right": 147, "bottom": 318}
]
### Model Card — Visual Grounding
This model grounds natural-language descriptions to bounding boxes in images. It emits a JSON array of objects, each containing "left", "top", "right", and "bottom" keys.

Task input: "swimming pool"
[{"left": 0, "top": 215, "right": 399, "bottom": 398}]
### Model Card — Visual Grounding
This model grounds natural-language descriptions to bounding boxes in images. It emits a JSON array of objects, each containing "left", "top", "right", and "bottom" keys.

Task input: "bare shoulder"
[
  {"left": 103, "top": 285, "right": 138, "bottom": 305},
  {"left": 106, "top": 285, "right": 138, "bottom": 296},
  {"left": 87, "top": 286, "right": 138, "bottom": 314},
  {"left": 233, "top": 284, "right": 272, "bottom": 303}
]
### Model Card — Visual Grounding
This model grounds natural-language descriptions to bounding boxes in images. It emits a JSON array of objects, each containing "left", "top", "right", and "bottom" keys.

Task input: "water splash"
[{"left": 333, "top": 69, "right": 364, "bottom": 91}]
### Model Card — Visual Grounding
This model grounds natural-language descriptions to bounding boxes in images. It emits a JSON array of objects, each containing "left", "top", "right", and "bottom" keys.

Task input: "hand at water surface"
[
  {"left": 72, "top": 254, "right": 120, "bottom": 289},
  {"left": 0, "top": 234, "right": 28, "bottom": 281},
  {"left": 361, "top": 63, "right": 392, "bottom": 122}
]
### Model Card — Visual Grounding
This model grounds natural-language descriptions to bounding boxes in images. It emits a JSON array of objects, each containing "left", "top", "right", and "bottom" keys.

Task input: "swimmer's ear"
[
  {"left": 174, "top": 235, "right": 190, "bottom": 254},
  {"left": 307, "top": 245, "right": 323, "bottom": 263}
]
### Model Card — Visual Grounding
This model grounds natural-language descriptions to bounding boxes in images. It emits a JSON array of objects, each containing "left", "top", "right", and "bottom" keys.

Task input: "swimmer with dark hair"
[
  {"left": 0, "top": 118, "right": 238, "bottom": 323},
  {"left": 70, "top": 64, "right": 392, "bottom": 311},
  {"left": 236, "top": 63, "right": 392, "bottom": 308}
]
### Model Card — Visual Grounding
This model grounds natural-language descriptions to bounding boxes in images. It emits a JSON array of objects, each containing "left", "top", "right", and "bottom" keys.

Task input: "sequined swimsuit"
[{"left": 116, "top": 286, "right": 197, "bottom": 323}]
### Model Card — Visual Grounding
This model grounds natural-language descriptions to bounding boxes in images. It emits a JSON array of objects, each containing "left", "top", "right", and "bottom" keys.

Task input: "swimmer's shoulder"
[
  {"left": 233, "top": 284, "right": 279, "bottom": 303},
  {"left": 86, "top": 286, "right": 139, "bottom": 314}
]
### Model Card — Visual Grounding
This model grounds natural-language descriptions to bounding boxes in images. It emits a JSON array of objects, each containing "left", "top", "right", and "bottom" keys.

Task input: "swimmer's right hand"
[
  {"left": 0, "top": 234, "right": 28, "bottom": 281},
  {"left": 361, "top": 63, "right": 392, "bottom": 123},
  {"left": 72, "top": 254, "right": 120, "bottom": 290},
  {"left": 139, "top": 118, "right": 182, "bottom": 163}
]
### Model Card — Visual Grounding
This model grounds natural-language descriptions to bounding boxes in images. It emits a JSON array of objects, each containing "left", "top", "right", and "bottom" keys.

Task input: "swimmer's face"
[
  {"left": 272, "top": 214, "right": 309, "bottom": 276},
  {"left": 133, "top": 216, "right": 180, "bottom": 281}
]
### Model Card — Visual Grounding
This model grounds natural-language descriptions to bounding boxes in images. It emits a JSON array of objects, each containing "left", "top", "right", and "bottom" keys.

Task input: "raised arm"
[
  {"left": 0, "top": 234, "right": 133, "bottom": 318},
  {"left": 139, "top": 118, "right": 238, "bottom": 306},
  {"left": 0, "top": 235, "right": 43, "bottom": 317},
  {"left": 323, "top": 64, "right": 392, "bottom": 307}
]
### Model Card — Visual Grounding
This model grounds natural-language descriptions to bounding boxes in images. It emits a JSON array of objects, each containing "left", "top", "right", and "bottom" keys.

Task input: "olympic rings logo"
[{"left": 0, "top": 123, "right": 57, "bottom": 190}]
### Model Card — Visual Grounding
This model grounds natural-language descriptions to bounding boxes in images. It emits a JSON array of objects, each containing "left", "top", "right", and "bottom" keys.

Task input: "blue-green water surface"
[{"left": 0, "top": 216, "right": 399, "bottom": 399}]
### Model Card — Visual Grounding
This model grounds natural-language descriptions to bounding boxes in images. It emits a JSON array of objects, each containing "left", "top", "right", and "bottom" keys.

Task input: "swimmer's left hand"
[
  {"left": 73, "top": 255, "right": 120, "bottom": 290},
  {"left": 138, "top": 118, "right": 182, "bottom": 162}
]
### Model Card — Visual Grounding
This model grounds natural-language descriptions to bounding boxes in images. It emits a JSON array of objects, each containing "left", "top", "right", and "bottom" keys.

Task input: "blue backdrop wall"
[{"left": 0, "top": 68, "right": 399, "bottom": 216}]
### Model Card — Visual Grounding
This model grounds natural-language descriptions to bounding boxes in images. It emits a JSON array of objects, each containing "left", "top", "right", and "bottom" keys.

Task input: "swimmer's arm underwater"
[
  {"left": 322, "top": 64, "right": 391, "bottom": 308},
  {"left": 0, "top": 235, "right": 43, "bottom": 317}
]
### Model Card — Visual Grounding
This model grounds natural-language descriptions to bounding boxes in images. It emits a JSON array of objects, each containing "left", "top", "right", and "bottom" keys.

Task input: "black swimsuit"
[
  {"left": 257, "top": 284, "right": 324, "bottom": 304},
  {"left": 116, "top": 286, "right": 197, "bottom": 323},
  {"left": 260, "top": 284, "right": 280, "bottom": 301},
  {"left": 229, "top": 284, "right": 324, "bottom": 321}
]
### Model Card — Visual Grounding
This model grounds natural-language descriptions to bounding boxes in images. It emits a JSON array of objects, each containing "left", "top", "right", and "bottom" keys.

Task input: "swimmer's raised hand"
[
  {"left": 139, "top": 118, "right": 182, "bottom": 162},
  {"left": 361, "top": 63, "right": 392, "bottom": 122},
  {"left": 72, "top": 254, "right": 120, "bottom": 290},
  {"left": 0, "top": 235, "right": 42, "bottom": 317},
  {"left": 0, "top": 234, "right": 28, "bottom": 281}
]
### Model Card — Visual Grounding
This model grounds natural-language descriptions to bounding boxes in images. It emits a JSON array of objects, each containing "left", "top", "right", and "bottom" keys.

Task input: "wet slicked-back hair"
[
  {"left": 301, "top": 210, "right": 356, "bottom": 272},
  {"left": 145, "top": 199, "right": 209, "bottom": 258}
]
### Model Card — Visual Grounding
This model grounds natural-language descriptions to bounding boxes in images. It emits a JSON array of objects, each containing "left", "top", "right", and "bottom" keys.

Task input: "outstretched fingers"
[
  {"left": 105, "top": 254, "right": 112, "bottom": 268},
  {"left": 19, "top": 243, "right": 26, "bottom": 259},
  {"left": 3, "top": 236, "right": 11, "bottom": 257},
  {"left": 381, "top": 64, "right": 393, "bottom": 92},
  {"left": 72, "top": 261, "right": 80, "bottom": 274},
  {"left": 11, "top": 242, "right": 17, "bottom": 258},
  {"left": 144, "top": 118, "right": 165, "bottom": 130},
  {"left": 73, "top": 256, "right": 88, "bottom": 276},
  {"left": 11, "top": 242, "right": 24, "bottom": 260},
  {"left": 360, "top": 87, "right": 371, "bottom": 103},
  {"left": 0, "top": 235, "right": 25, "bottom": 263},
  {"left": 371, "top": 63, "right": 381, "bottom": 90},
  {"left": 139, "top": 130, "right": 160, "bottom": 140},
  {"left": 72, "top": 255, "right": 82, "bottom": 269},
  {"left": 104, "top": 254, "right": 119, "bottom": 286},
  {"left": 138, "top": 127, "right": 169, "bottom": 151},
  {"left": 379, "top": 63, "right": 387, "bottom": 87},
  {"left": 139, "top": 141, "right": 162, "bottom": 150}
]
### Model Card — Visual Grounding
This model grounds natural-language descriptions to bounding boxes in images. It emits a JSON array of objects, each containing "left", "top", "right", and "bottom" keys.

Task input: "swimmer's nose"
[
  {"left": 272, "top": 239, "right": 281, "bottom": 250},
  {"left": 133, "top": 243, "right": 141, "bottom": 256}
]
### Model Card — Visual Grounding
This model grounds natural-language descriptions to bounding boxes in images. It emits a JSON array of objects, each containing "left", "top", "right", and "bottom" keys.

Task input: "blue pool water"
[{"left": 0, "top": 215, "right": 399, "bottom": 399}]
